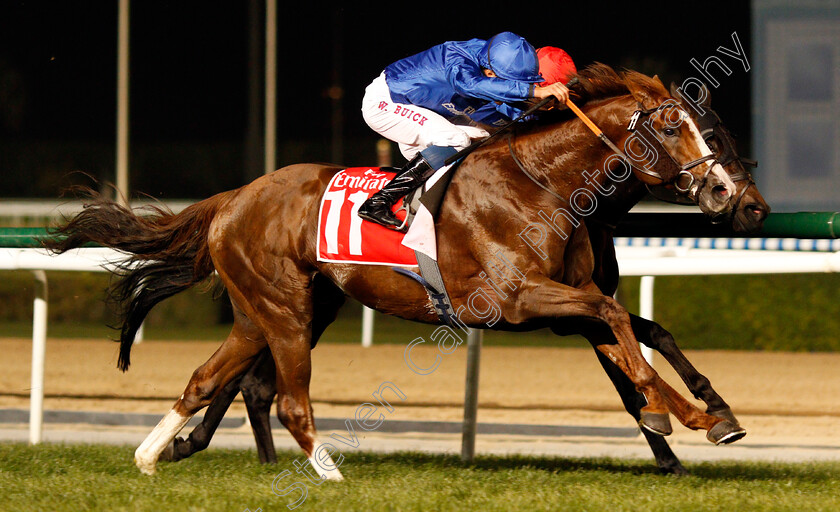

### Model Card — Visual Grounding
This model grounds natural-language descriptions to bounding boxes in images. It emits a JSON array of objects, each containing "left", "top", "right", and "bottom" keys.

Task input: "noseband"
[{"left": 627, "top": 103, "right": 718, "bottom": 199}]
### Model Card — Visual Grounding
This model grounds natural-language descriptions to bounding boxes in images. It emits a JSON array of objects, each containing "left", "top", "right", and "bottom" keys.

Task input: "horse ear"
[
  {"left": 697, "top": 81, "right": 712, "bottom": 108},
  {"left": 625, "top": 77, "right": 660, "bottom": 110},
  {"left": 669, "top": 81, "right": 686, "bottom": 106},
  {"left": 670, "top": 80, "right": 713, "bottom": 109},
  {"left": 651, "top": 75, "right": 664, "bottom": 88}
]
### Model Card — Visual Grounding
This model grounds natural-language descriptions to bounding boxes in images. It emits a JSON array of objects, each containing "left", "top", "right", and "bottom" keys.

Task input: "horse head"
[
  {"left": 666, "top": 82, "right": 770, "bottom": 232},
  {"left": 620, "top": 71, "right": 769, "bottom": 231}
]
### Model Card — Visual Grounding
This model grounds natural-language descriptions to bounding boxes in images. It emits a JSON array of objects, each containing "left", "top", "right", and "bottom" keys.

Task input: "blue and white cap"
[{"left": 479, "top": 32, "right": 542, "bottom": 83}]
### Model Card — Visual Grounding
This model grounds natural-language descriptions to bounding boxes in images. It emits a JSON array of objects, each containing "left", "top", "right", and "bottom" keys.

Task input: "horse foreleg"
[
  {"left": 557, "top": 319, "right": 687, "bottom": 474},
  {"left": 515, "top": 277, "right": 741, "bottom": 442},
  {"left": 631, "top": 314, "right": 741, "bottom": 425},
  {"left": 592, "top": 349, "right": 688, "bottom": 475},
  {"left": 134, "top": 321, "right": 266, "bottom": 475},
  {"left": 559, "top": 310, "right": 745, "bottom": 446},
  {"left": 513, "top": 279, "right": 671, "bottom": 430},
  {"left": 652, "top": 372, "right": 746, "bottom": 444},
  {"left": 590, "top": 322, "right": 742, "bottom": 442}
]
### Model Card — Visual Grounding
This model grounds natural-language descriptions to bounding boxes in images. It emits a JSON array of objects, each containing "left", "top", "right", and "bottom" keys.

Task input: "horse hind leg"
[
  {"left": 223, "top": 274, "right": 346, "bottom": 464},
  {"left": 236, "top": 274, "right": 345, "bottom": 465},
  {"left": 229, "top": 271, "right": 343, "bottom": 481},
  {"left": 159, "top": 371, "right": 244, "bottom": 463},
  {"left": 270, "top": 331, "right": 343, "bottom": 482},
  {"left": 240, "top": 348, "right": 278, "bottom": 464},
  {"left": 134, "top": 316, "right": 266, "bottom": 475},
  {"left": 159, "top": 346, "right": 276, "bottom": 464}
]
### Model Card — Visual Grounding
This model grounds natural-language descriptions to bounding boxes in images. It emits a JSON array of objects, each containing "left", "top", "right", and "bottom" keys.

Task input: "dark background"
[{"left": 0, "top": 1, "right": 753, "bottom": 199}]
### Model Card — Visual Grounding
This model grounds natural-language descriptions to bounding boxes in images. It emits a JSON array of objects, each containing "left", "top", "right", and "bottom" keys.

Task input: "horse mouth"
[{"left": 707, "top": 211, "right": 730, "bottom": 225}]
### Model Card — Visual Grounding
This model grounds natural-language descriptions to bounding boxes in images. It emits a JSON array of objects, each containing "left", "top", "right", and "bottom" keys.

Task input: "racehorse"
[
  {"left": 154, "top": 71, "right": 769, "bottom": 475},
  {"left": 45, "top": 63, "right": 768, "bottom": 478},
  {"left": 155, "top": 76, "right": 768, "bottom": 475}
]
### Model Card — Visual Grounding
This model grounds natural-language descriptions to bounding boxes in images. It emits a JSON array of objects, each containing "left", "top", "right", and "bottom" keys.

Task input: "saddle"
[{"left": 315, "top": 146, "right": 461, "bottom": 325}]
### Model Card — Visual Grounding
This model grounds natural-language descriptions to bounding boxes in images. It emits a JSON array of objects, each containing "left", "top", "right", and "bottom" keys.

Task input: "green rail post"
[
  {"left": 615, "top": 212, "right": 840, "bottom": 239},
  {"left": 759, "top": 212, "right": 840, "bottom": 239}
]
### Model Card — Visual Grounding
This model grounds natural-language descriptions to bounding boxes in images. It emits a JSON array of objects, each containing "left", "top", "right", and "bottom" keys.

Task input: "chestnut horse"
[
  {"left": 154, "top": 73, "right": 768, "bottom": 474},
  {"left": 46, "top": 64, "right": 768, "bottom": 478},
  {"left": 156, "top": 78, "right": 768, "bottom": 475}
]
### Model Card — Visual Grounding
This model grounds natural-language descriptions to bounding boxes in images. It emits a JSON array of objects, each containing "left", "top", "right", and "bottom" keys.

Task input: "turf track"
[{"left": 2, "top": 443, "right": 839, "bottom": 512}]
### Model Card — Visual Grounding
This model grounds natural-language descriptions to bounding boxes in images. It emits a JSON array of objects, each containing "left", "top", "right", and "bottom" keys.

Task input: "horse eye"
[{"left": 663, "top": 128, "right": 676, "bottom": 137}]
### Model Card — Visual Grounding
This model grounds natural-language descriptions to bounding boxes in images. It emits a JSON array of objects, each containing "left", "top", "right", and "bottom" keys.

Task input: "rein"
[
  {"left": 443, "top": 96, "right": 555, "bottom": 167},
  {"left": 506, "top": 96, "right": 756, "bottom": 227},
  {"left": 444, "top": 81, "right": 753, "bottom": 226},
  {"left": 507, "top": 133, "right": 621, "bottom": 229},
  {"left": 505, "top": 99, "right": 682, "bottom": 206}
]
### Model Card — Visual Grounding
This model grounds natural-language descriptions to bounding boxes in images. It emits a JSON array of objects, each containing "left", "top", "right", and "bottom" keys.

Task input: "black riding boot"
[{"left": 357, "top": 154, "right": 433, "bottom": 229}]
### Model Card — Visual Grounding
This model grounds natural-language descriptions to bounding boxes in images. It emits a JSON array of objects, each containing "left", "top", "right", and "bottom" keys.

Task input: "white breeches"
[{"left": 361, "top": 73, "right": 490, "bottom": 160}]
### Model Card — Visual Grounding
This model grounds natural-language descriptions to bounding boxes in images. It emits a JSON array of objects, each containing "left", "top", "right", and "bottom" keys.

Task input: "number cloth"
[{"left": 317, "top": 168, "right": 419, "bottom": 266}]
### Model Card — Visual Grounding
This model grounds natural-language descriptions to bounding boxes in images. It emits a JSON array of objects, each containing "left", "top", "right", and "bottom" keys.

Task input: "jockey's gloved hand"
[{"left": 533, "top": 82, "right": 570, "bottom": 107}]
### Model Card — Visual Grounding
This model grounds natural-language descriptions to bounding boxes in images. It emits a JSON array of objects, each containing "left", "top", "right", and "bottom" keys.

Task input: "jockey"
[{"left": 358, "top": 32, "right": 570, "bottom": 229}]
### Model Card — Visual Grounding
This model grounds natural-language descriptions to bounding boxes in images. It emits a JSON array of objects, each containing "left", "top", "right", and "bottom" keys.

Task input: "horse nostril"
[
  {"left": 746, "top": 204, "right": 766, "bottom": 220},
  {"left": 712, "top": 185, "right": 729, "bottom": 198}
]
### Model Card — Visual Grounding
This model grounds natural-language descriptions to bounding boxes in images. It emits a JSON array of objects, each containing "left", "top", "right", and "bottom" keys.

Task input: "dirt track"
[{"left": 1, "top": 337, "right": 839, "bottom": 450}]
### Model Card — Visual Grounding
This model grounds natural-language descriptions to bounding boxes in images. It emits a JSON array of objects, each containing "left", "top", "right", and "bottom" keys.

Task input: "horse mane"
[
  {"left": 514, "top": 62, "right": 669, "bottom": 131},
  {"left": 572, "top": 62, "right": 668, "bottom": 103},
  {"left": 489, "top": 63, "right": 669, "bottom": 134}
]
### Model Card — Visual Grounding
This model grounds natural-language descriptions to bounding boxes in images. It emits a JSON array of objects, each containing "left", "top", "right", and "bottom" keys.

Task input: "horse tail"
[{"left": 44, "top": 188, "right": 236, "bottom": 371}]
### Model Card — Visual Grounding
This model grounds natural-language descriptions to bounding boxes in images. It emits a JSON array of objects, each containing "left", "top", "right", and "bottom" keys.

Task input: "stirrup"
[{"left": 393, "top": 202, "right": 410, "bottom": 231}]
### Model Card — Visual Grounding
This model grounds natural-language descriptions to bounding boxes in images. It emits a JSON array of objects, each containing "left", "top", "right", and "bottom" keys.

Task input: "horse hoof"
[
  {"left": 135, "top": 446, "right": 158, "bottom": 475},
  {"left": 660, "top": 462, "right": 689, "bottom": 476},
  {"left": 135, "top": 456, "right": 157, "bottom": 475},
  {"left": 708, "top": 407, "right": 740, "bottom": 426},
  {"left": 707, "top": 420, "right": 746, "bottom": 445},
  {"left": 639, "top": 411, "right": 672, "bottom": 436}
]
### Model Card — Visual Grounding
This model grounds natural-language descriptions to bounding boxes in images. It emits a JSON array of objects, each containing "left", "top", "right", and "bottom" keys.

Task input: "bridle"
[
  {"left": 626, "top": 102, "right": 717, "bottom": 198},
  {"left": 508, "top": 98, "right": 757, "bottom": 224},
  {"left": 693, "top": 108, "right": 758, "bottom": 222},
  {"left": 642, "top": 106, "right": 758, "bottom": 221},
  {"left": 508, "top": 100, "right": 715, "bottom": 202}
]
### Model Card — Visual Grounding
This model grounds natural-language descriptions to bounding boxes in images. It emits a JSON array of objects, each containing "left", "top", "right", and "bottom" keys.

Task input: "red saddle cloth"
[{"left": 317, "top": 167, "right": 418, "bottom": 266}]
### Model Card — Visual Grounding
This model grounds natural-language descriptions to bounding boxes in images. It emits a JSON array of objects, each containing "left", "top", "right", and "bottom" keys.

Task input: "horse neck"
[{"left": 515, "top": 95, "right": 650, "bottom": 225}]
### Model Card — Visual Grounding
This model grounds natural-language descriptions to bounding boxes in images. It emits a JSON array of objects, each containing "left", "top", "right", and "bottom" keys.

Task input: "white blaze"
[{"left": 682, "top": 110, "right": 736, "bottom": 194}]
